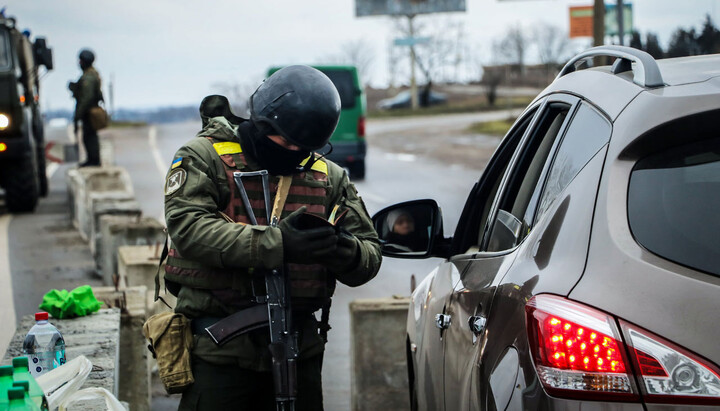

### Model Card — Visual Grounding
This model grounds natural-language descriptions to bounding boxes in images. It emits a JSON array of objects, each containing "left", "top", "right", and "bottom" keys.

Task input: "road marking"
[
  {"left": 0, "top": 215, "right": 16, "bottom": 357},
  {"left": 148, "top": 126, "right": 168, "bottom": 224},
  {"left": 148, "top": 126, "right": 167, "bottom": 181}
]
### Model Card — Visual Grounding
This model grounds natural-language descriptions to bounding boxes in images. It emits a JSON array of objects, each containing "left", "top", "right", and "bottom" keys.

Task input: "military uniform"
[
  {"left": 71, "top": 66, "right": 102, "bottom": 166},
  {"left": 164, "top": 115, "right": 382, "bottom": 410}
]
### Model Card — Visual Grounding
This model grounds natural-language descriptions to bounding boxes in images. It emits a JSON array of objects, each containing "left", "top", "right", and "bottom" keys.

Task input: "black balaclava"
[{"left": 239, "top": 121, "right": 310, "bottom": 176}]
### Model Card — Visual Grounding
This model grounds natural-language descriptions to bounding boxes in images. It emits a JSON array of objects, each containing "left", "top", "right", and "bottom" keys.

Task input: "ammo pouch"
[{"left": 142, "top": 311, "right": 194, "bottom": 394}]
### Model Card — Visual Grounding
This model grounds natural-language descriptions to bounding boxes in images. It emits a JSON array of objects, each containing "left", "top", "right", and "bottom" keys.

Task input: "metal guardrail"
[{"left": 558, "top": 45, "right": 665, "bottom": 88}]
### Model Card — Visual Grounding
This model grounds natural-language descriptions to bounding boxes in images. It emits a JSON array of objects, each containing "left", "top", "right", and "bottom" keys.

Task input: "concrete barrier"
[
  {"left": 2, "top": 309, "right": 123, "bottom": 410},
  {"left": 96, "top": 216, "right": 166, "bottom": 286},
  {"left": 70, "top": 167, "right": 134, "bottom": 241},
  {"left": 94, "top": 286, "right": 151, "bottom": 411},
  {"left": 350, "top": 297, "right": 411, "bottom": 411},
  {"left": 117, "top": 245, "right": 175, "bottom": 316},
  {"left": 87, "top": 195, "right": 141, "bottom": 249}
]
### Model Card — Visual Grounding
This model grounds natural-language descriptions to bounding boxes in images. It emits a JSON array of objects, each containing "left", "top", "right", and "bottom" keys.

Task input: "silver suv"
[{"left": 372, "top": 46, "right": 720, "bottom": 410}]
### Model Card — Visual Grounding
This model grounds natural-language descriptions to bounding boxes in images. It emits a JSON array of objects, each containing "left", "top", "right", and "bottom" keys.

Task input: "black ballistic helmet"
[
  {"left": 78, "top": 49, "right": 95, "bottom": 65},
  {"left": 250, "top": 65, "right": 341, "bottom": 151}
]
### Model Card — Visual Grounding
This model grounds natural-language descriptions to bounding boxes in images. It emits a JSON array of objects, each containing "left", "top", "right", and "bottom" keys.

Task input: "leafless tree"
[
  {"left": 494, "top": 23, "right": 529, "bottom": 75},
  {"left": 317, "top": 39, "right": 375, "bottom": 85},
  {"left": 534, "top": 23, "right": 571, "bottom": 81},
  {"left": 212, "top": 76, "right": 263, "bottom": 117}
]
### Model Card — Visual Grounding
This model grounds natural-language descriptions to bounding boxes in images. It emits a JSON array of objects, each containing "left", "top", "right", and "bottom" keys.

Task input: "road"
[{"left": 0, "top": 112, "right": 503, "bottom": 410}]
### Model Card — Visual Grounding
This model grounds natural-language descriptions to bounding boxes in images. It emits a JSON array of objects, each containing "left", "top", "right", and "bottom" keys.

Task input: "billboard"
[
  {"left": 356, "top": 0, "right": 466, "bottom": 17},
  {"left": 569, "top": 3, "right": 633, "bottom": 38},
  {"left": 569, "top": 6, "right": 593, "bottom": 38}
]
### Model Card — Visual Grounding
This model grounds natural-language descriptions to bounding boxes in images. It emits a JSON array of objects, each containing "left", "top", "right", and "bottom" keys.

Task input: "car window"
[
  {"left": 451, "top": 108, "right": 537, "bottom": 255},
  {"left": 321, "top": 69, "right": 356, "bottom": 109},
  {"left": 535, "top": 103, "right": 611, "bottom": 221},
  {"left": 486, "top": 102, "right": 572, "bottom": 252},
  {"left": 628, "top": 138, "right": 720, "bottom": 276}
]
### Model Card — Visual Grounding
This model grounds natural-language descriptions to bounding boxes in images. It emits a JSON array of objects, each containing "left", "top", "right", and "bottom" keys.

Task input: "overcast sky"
[{"left": 6, "top": 0, "right": 718, "bottom": 110}]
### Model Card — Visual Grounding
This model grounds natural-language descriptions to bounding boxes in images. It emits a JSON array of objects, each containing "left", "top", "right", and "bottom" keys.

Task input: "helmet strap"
[{"left": 300, "top": 143, "right": 333, "bottom": 172}]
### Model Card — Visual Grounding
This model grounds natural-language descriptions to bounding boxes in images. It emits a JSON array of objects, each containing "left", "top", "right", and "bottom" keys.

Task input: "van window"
[
  {"left": 628, "top": 138, "right": 720, "bottom": 276},
  {"left": 321, "top": 69, "right": 356, "bottom": 109}
]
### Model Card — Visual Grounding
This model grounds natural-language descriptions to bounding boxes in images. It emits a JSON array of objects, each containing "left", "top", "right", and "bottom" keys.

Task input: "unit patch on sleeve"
[{"left": 165, "top": 168, "right": 187, "bottom": 196}]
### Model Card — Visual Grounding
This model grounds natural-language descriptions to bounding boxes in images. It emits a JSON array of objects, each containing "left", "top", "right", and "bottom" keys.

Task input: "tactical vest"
[{"left": 164, "top": 136, "right": 336, "bottom": 312}]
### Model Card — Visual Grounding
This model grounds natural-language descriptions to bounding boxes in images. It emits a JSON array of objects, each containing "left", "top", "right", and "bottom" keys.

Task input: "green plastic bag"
[{"left": 39, "top": 285, "right": 102, "bottom": 319}]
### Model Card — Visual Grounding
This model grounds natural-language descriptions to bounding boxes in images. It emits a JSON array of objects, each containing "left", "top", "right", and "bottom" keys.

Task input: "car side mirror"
[
  {"left": 33, "top": 38, "right": 53, "bottom": 70},
  {"left": 372, "top": 199, "right": 447, "bottom": 259}
]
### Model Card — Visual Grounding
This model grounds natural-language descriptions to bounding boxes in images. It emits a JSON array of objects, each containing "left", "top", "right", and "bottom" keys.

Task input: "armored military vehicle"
[{"left": 0, "top": 15, "right": 53, "bottom": 212}]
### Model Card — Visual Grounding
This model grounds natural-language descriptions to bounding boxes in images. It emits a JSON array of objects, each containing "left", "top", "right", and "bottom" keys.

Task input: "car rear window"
[
  {"left": 628, "top": 138, "right": 720, "bottom": 276},
  {"left": 321, "top": 69, "right": 356, "bottom": 109}
]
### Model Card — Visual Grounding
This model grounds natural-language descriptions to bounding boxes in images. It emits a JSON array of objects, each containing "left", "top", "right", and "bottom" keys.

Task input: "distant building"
[{"left": 481, "top": 63, "right": 560, "bottom": 88}]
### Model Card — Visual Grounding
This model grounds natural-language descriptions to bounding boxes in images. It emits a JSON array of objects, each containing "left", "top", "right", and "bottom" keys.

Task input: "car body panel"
[
  {"left": 536, "top": 70, "right": 643, "bottom": 121},
  {"left": 570, "top": 79, "right": 720, "bottom": 370},
  {"left": 397, "top": 51, "right": 720, "bottom": 410}
]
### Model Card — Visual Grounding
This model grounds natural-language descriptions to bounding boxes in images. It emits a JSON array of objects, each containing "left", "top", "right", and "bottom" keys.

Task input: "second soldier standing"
[{"left": 163, "top": 66, "right": 382, "bottom": 410}]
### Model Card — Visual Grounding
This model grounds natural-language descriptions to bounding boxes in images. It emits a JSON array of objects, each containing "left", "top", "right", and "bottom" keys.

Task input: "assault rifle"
[{"left": 205, "top": 171, "right": 298, "bottom": 411}]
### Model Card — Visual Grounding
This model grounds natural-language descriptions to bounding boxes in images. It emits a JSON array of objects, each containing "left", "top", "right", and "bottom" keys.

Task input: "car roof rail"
[{"left": 557, "top": 45, "right": 665, "bottom": 88}]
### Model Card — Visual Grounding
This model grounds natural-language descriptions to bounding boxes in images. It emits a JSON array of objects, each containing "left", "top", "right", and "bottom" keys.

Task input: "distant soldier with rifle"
[
  {"left": 162, "top": 66, "right": 382, "bottom": 410},
  {"left": 68, "top": 49, "right": 102, "bottom": 167}
]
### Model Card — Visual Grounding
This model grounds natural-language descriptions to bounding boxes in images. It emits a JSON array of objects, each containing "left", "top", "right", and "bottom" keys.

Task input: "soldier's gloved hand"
[
  {"left": 278, "top": 207, "right": 338, "bottom": 264},
  {"left": 320, "top": 231, "right": 360, "bottom": 274}
]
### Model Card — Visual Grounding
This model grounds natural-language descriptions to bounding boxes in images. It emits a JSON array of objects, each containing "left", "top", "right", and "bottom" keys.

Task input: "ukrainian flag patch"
[{"left": 171, "top": 157, "right": 183, "bottom": 169}]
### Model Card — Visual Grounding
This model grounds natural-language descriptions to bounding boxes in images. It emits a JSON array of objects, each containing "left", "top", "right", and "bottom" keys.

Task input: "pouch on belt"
[{"left": 142, "top": 311, "right": 194, "bottom": 394}]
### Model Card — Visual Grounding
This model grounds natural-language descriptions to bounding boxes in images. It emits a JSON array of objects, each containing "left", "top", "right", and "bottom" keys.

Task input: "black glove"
[
  {"left": 319, "top": 231, "right": 360, "bottom": 274},
  {"left": 278, "top": 207, "right": 338, "bottom": 264},
  {"left": 73, "top": 120, "right": 79, "bottom": 135}
]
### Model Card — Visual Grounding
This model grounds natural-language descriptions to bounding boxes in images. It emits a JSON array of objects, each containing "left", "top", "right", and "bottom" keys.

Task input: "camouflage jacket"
[
  {"left": 164, "top": 116, "right": 382, "bottom": 370},
  {"left": 72, "top": 67, "right": 101, "bottom": 121}
]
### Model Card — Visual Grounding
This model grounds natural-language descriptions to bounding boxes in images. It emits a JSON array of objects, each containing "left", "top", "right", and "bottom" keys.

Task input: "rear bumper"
[{"left": 323, "top": 140, "right": 366, "bottom": 166}]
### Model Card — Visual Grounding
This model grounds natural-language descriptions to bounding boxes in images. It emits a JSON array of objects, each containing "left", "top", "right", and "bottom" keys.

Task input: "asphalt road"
[{"left": 0, "top": 113, "right": 501, "bottom": 410}]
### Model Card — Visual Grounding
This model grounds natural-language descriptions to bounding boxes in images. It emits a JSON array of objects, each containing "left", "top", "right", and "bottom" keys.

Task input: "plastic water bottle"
[{"left": 22, "top": 312, "right": 66, "bottom": 377}]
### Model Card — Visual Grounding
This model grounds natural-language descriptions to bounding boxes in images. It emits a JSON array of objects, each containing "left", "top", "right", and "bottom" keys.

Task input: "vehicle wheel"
[
  {"left": 350, "top": 160, "right": 366, "bottom": 180},
  {"left": 3, "top": 154, "right": 39, "bottom": 212}
]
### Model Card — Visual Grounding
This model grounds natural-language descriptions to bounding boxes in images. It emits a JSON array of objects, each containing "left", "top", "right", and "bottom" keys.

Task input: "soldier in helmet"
[
  {"left": 163, "top": 66, "right": 382, "bottom": 410},
  {"left": 68, "top": 49, "right": 102, "bottom": 166}
]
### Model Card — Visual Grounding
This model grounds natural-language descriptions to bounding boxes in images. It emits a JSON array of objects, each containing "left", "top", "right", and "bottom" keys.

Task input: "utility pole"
[
  {"left": 617, "top": 0, "right": 625, "bottom": 45},
  {"left": 108, "top": 73, "right": 115, "bottom": 118},
  {"left": 408, "top": 15, "right": 418, "bottom": 110},
  {"left": 593, "top": 0, "right": 605, "bottom": 47}
]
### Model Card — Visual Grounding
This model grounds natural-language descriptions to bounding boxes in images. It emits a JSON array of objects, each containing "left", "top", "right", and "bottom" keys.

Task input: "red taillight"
[
  {"left": 621, "top": 321, "right": 720, "bottom": 405},
  {"left": 357, "top": 116, "right": 365, "bottom": 138},
  {"left": 527, "top": 295, "right": 720, "bottom": 405},
  {"left": 526, "top": 295, "right": 638, "bottom": 401}
]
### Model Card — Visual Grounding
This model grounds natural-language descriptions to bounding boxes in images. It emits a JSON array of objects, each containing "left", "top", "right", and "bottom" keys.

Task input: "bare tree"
[
  {"left": 318, "top": 39, "right": 375, "bottom": 85},
  {"left": 535, "top": 24, "right": 570, "bottom": 70},
  {"left": 494, "top": 24, "right": 529, "bottom": 75},
  {"left": 212, "top": 76, "right": 263, "bottom": 117}
]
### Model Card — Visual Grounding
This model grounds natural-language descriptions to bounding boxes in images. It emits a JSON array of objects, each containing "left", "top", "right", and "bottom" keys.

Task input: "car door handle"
[
  {"left": 468, "top": 315, "right": 487, "bottom": 335},
  {"left": 435, "top": 314, "right": 451, "bottom": 330}
]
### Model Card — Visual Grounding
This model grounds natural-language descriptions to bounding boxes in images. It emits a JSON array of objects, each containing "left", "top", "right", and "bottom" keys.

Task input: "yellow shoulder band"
[{"left": 213, "top": 142, "right": 242, "bottom": 156}]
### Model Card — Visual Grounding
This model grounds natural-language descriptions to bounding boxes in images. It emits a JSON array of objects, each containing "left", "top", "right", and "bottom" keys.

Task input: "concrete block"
[
  {"left": 94, "top": 286, "right": 151, "bottom": 411},
  {"left": 116, "top": 245, "right": 176, "bottom": 316},
  {"left": 86, "top": 193, "right": 140, "bottom": 247},
  {"left": 66, "top": 168, "right": 83, "bottom": 228},
  {"left": 350, "top": 297, "right": 411, "bottom": 411},
  {"left": 74, "top": 167, "right": 134, "bottom": 241},
  {"left": 88, "top": 196, "right": 142, "bottom": 255},
  {"left": 97, "top": 216, "right": 166, "bottom": 286},
  {"left": 2, "top": 308, "right": 122, "bottom": 405}
]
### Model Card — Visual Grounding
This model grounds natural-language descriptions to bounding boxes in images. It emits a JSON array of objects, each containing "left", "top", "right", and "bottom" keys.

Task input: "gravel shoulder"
[{"left": 365, "top": 109, "right": 522, "bottom": 171}]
